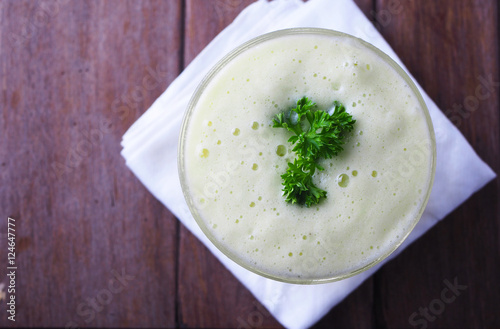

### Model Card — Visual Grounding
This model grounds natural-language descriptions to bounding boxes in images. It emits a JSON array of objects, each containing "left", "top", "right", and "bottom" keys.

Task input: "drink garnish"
[{"left": 272, "top": 97, "right": 356, "bottom": 207}]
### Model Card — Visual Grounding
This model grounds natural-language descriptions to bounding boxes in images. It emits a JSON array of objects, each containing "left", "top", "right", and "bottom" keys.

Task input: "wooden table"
[{"left": 1, "top": 0, "right": 498, "bottom": 328}]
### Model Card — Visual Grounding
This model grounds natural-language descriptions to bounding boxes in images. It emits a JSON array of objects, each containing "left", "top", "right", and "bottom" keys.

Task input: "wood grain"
[
  {"left": 374, "top": 0, "right": 500, "bottom": 328},
  {"left": 0, "top": 0, "right": 182, "bottom": 327},
  {"left": 0, "top": 0, "right": 498, "bottom": 328}
]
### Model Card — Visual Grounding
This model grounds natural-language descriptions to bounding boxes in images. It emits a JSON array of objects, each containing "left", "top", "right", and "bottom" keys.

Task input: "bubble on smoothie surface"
[
  {"left": 276, "top": 145, "right": 287, "bottom": 156},
  {"left": 337, "top": 174, "right": 349, "bottom": 187}
]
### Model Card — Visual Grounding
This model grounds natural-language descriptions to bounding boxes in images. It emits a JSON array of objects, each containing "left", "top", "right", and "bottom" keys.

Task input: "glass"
[{"left": 178, "top": 28, "right": 436, "bottom": 284}]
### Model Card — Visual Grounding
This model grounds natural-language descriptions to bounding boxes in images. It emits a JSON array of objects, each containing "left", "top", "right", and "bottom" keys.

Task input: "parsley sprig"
[{"left": 272, "top": 97, "right": 355, "bottom": 207}]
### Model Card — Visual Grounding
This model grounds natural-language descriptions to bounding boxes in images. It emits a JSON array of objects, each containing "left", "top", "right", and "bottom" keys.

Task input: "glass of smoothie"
[{"left": 178, "top": 28, "right": 436, "bottom": 284}]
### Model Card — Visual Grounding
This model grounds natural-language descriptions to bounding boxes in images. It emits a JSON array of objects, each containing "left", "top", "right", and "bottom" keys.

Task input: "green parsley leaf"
[
  {"left": 273, "top": 97, "right": 356, "bottom": 207},
  {"left": 280, "top": 157, "right": 327, "bottom": 207}
]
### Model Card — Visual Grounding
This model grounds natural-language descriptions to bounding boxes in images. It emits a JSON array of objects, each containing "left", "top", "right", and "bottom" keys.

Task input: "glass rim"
[{"left": 178, "top": 28, "right": 437, "bottom": 284}]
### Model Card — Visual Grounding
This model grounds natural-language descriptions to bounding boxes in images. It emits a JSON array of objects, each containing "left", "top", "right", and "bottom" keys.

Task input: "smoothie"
[{"left": 179, "top": 29, "right": 435, "bottom": 283}]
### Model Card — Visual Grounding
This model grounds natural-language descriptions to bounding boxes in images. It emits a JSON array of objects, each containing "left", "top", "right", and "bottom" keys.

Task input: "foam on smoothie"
[{"left": 183, "top": 33, "right": 433, "bottom": 280}]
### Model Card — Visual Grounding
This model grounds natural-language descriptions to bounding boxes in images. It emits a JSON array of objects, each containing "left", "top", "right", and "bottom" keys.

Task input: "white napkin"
[{"left": 121, "top": 0, "right": 496, "bottom": 328}]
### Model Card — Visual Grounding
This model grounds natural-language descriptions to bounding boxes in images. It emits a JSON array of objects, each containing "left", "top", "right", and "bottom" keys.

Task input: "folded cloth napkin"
[{"left": 121, "top": 0, "right": 496, "bottom": 328}]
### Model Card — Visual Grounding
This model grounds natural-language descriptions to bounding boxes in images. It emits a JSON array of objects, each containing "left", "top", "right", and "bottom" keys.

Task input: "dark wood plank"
[
  {"left": 374, "top": 0, "right": 500, "bottom": 328},
  {"left": 0, "top": 0, "right": 182, "bottom": 327},
  {"left": 179, "top": 1, "right": 283, "bottom": 328},
  {"left": 184, "top": 0, "right": 257, "bottom": 66}
]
